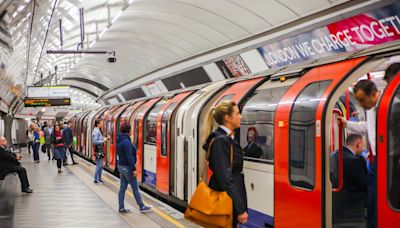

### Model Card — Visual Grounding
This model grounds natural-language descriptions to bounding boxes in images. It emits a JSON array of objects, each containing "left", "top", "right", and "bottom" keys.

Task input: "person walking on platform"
[
  {"left": 43, "top": 122, "right": 54, "bottom": 160},
  {"left": 338, "top": 80, "right": 381, "bottom": 228},
  {"left": 0, "top": 137, "right": 33, "bottom": 193},
  {"left": 26, "top": 125, "right": 34, "bottom": 154},
  {"left": 62, "top": 121, "right": 77, "bottom": 165},
  {"left": 202, "top": 100, "right": 248, "bottom": 227},
  {"left": 92, "top": 119, "right": 106, "bottom": 183},
  {"left": 116, "top": 123, "right": 152, "bottom": 213},
  {"left": 52, "top": 123, "right": 66, "bottom": 174},
  {"left": 32, "top": 127, "right": 41, "bottom": 163}
]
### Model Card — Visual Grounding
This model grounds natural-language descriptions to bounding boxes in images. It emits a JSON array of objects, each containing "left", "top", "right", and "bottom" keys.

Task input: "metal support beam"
[{"left": 46, "top": 50, "right": 108, "bottom": 54}]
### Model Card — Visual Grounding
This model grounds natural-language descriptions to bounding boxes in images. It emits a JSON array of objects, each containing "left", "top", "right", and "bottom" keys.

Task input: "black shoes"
[{"left": 22, "top": 188, "right": 33, "bottom": 193}]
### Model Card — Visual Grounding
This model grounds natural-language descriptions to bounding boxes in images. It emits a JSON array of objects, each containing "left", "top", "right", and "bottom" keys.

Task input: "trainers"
[
  {"left": 58, "top": 169, "right": 63, "bottom": 174},
  {"left": 22, "top": 188, "right": 33, "bottom": 193},
  {"left": 140, "top": 205, "right": 152, "bottom": 213},
  {"left": 94, "top": 180, "right": 100, "bottom": 184},
  {"left": 119, "top": 208, "right": 132, "bottom": 213},
  {"left": 99, "top": 180, "right": 104, "bottom": 183}
]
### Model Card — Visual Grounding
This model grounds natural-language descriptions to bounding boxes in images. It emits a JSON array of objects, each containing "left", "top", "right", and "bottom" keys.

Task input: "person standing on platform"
[
  {"left": 43, "top": 122, "right": 54, "bottom": 160},
  {"left": 52, "top": 123, "right": 66, "bottom": 174},
  {"left": 116, "top": 123, "right": 152, "bottom": 213},
  {"left": 202, "top": 100, "right": 248, "bottom": 227},
  {"left": 32, "top": 127, "right": 40, "bottom": 163},
  {"left": 62, "top": 121, "right": 77, "bottom": 165},
  {"left": 338, "top": 80, "right": 381, "bottom": 228},
  {"left": 92, "top": 119, "right": 106, "bottom": 183},
  {"left": 0, "top": 137, "right": 33, "bottom": 193}
]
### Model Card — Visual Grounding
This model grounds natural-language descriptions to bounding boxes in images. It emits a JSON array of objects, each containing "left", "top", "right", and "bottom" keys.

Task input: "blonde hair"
[{"left": 202, "top": 100, "right": 237, "bottom": 144}]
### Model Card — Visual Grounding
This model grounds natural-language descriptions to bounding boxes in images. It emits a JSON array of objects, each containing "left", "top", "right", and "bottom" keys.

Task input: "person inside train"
[
  {"left": 243, "top": 127, "right": 263, "bottom": 158},
  {"left": 116, "top": 123, "right": 152, "bottom": 213},
  {"left": 330, "top": 134, "right": 367, "bottom": 224},
  {"left": 338, "top": 79, "right": 381, "bottom": 228},
  {"left": 62, "top": 121, "right": 77, "bottom": 165},
  {"left": 0, "top": 136, "right": 33, "bottom": 193},
  {"left": 52, "top": 123, "right": 66, "bottom": 174},
  {"left": 384, "top": 62, "right": 400, "bottom": 83},
  {"left": 92, "top": 119, "right": 106, "bottom": 183},
  {"left": 43, "top": 121, "right": 54, "bottom": 160},
  {"left": 202, "top": 100, "right": 248, "bottom": 226}
]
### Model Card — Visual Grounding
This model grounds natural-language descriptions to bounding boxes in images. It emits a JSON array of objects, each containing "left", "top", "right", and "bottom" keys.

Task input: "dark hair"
[
  {"left": 384, "top": 63, "right": 400, "bottom": 83},
  {"left": 95, "top": 119, "right": 101, "bottom": 127},
  {"left": 64, "top": 122, "right": 67, "bottom": 125},
  {"left": 120, "top": 123, "right": 131, "bottom": 134},
  {"left": 353, "top": 80, "right": 377, "bottom": 97},
  {"left": 345, "top": 134, "right": 363, "bottom": 146}
]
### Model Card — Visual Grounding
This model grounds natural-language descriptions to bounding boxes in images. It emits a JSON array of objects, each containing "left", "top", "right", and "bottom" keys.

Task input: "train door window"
[
  {"left": 240, "top": 86, "right": 290, "bottom": 162},
  {"left": 161, "top": 102, "right": 177, "bottom": 157},
  {"left": 145, "top": 101, "right": 167, "bottom": 145},
  {"left": 216, "top": 94, "right": 235, "bottom": 105},
  {"left": 388, "top": 86, "right": 400, "bottom": 209},
  {"left": 289, "top": 80, "right": 331, "bottom": 190},
  {"left": 134, "top": 107, "right": 146, "bottom": 147}
]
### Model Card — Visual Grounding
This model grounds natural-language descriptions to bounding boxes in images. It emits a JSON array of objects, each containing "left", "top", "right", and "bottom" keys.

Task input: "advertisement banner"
[
  {"left": 258, "top": 2, "right": 400, "bottom": 69},
  {"left": 27, "top": 86, "right": 70, "bottom": 98}
]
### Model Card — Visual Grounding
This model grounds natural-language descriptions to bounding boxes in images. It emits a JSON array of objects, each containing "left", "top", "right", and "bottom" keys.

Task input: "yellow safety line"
[{"left": 77, "top": 161, "right": 185, "bottom": 228}]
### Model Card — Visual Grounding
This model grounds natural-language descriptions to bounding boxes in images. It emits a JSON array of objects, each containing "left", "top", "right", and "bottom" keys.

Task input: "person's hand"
[
  {"left": 337, "top": 116, "right": 347, "bottom": 128},
  {"left": 16, "top": 154, "right": 22, "bottom": 160},
  {"left": 237, "top": 212, "right": 248, "bottom": 224},
  {"left": 132, "top": 171, "right": 137, "bottom": 177},
  {"left": 56, "top": 137, "right": 62, "bottom": 140}
]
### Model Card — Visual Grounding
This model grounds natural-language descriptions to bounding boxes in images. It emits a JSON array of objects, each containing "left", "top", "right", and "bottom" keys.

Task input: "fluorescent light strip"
[{"left": 111, "top": 10, "right": 123, "bottom": 24}]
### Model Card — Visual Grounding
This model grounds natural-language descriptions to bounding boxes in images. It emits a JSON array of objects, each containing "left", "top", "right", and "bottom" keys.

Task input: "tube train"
[{"left": 70, "top": 51, "right": 400, "bottom": 227}]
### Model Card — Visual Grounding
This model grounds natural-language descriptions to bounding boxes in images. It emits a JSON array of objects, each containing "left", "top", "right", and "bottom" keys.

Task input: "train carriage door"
[
  {"left": 377, "top": 72, "right": 400, "bottom": 227},
  {"left": 274, "top": 58, "right": 366, "bottom": 227},
  {"left": 136, "top": 98, "right": 161, "bottom": 183},
  {"left": 156, "top": 91, "right": 192, "bottom": 195},
  {"left": 198, "top": 77, "right": 265, "bottom": 181},
  {"left": 108, "top": 104, "right": 130, "bottom": 171}
]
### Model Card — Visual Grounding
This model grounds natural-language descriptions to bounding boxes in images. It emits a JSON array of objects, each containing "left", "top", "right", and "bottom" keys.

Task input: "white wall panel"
[
  {"left": 240, "top": 49, "right": 269, "bottom": 74},
  {"left": 203, "top": 63, "right": 226, "bottom": 82}
]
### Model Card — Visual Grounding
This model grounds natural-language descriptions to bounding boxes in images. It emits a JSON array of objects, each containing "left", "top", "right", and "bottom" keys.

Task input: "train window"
[
  {"left": 133, "top": 107, "right": 146, "bottom": 147},
  {"left": 145, "top": 100, "right": 167, "bottom": 145},
  {"left": 216, "top": 94, "right": 235, "bottom": 105},
  {"left": 388, "top": 86, "right": 400, "bottom": 209},
  {"left": 161, "top": 102, "right": 177, "bottom": 157},
  {"left": 289, "top": 80, "right": 331, "bottom": 190},
  {"left": 240, "top": 86, "right": 290, "bottom": 163}
]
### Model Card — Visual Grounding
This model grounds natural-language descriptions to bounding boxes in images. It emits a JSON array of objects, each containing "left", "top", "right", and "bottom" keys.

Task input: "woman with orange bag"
[{"left": 202, "top": 100, "right": 248, "bottom": 227}]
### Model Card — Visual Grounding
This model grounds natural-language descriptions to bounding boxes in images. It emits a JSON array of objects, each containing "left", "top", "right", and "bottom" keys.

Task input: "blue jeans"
[
  {"left": 94, "top": 158, "right": 103, "bottom": 181},
  {"left": 367, "top": 158, "right": 376, "bottom": 228},
  {"left": 33, "top": 143, "right": 40, "bottom": 161},
  {"left": 118, "top": 165, "right": 144, "bottom": 210}
]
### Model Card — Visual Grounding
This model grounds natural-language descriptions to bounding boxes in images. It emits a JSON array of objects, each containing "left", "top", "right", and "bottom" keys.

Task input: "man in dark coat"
[
  {"left": 0, "top": 137, "right": 33, "bottom": 193},
  {"left": 330, "top": 134, "right": 367, "bottom": 224},
  {"left": 62, "top": 121, "right": 77, "bottom": 165}
]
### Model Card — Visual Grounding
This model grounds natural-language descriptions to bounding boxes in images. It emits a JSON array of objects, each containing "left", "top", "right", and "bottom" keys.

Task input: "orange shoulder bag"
[{"left": 184, "top": 138, "right": 233, "bottom": 228}]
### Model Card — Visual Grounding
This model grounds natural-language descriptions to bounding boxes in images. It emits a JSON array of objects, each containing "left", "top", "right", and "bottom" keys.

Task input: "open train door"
[
  {"left": 274, "top": 58, "right": 366, "bottom": 227},
  {"left": 377, "top": 72, "right": 400, "bottom": 227}
]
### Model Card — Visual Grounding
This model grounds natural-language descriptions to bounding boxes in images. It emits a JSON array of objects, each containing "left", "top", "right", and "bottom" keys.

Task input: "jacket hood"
[{"left": 117, "top": 133, "right": 130, "bottom": 143}]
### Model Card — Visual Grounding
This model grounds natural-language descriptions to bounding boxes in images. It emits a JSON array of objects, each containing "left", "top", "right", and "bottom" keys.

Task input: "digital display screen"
[{"left": 24, "top": 98, "right": 71, "bottom": 107}]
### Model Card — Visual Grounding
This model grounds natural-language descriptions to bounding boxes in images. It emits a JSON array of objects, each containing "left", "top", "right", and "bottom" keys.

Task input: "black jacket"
[
  {"left": 330, "top": 146, "right": 367, "bottom": 216},
  {"left": 0, "top": 146, "right": 20, "bottom": 171},
  {"left": 203, "top": 127, "right": 247, "bottom": 216}
]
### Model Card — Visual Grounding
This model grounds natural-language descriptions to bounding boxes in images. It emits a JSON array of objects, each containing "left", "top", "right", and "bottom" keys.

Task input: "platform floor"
[{"left": 0, "top": 148, "right": 195, "bottom": 228}]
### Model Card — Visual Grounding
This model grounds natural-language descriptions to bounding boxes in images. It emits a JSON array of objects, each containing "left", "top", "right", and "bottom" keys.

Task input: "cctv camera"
[{"left": 106, "top": 51, "right": 116, "bottom": 63}]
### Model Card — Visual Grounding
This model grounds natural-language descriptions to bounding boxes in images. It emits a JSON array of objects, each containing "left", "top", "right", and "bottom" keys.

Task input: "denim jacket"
[{"left": 92, "top": 127, "right": 104, "bottom": 145}]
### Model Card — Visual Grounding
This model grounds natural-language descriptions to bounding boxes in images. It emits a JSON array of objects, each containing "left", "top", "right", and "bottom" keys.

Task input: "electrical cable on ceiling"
[{"left": 32, "top": 0, "right": 58, "bottom": 85}]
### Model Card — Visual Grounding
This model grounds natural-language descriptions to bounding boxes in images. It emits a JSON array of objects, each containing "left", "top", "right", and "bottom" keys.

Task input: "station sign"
[
  {"left": 258, "top": 2, "right": 400, "bottom": 69},
  {"left": 27, "top": 86, "right": 70, "bottom": 98},
  {"left": 24, "top": 98, "right": 71, "bottom": 107}
]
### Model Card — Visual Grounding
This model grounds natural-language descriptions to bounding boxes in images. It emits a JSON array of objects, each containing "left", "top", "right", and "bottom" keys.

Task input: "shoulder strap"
[{"left": 201, "top": 136, "right": 233, "bottom": 180}]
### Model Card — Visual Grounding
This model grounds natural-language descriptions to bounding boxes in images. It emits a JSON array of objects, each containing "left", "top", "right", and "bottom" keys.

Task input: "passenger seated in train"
[
  {"left": 0, "top": 137, "right": 33, "bottom": 193},
  {"left": 243, "top": 127, "right": 263, "bottom": 158},
  {"left": 330, "top": 134, "right": 367, "bottom": 224}
]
